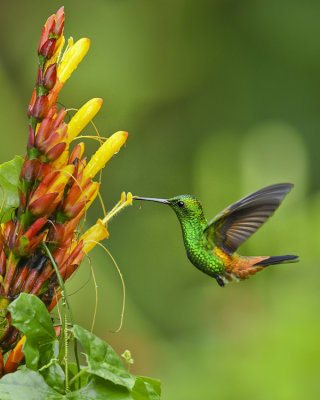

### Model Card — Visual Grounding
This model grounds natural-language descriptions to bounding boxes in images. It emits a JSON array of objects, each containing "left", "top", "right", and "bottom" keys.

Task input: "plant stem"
[
  {"left": 69, "top": 366, "right": 89, "bottom": 387},
  {"left": 41, "top": 243, "right": 81, "bottom": 389}
]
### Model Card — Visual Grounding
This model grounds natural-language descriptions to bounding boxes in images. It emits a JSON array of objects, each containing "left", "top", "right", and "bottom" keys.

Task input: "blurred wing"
[{"left": 204, "top": 183, "right": 293, "bottom": 255}]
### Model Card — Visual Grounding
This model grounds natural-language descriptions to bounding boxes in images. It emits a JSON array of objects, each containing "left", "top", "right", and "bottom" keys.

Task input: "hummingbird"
[{"left": 134, "top": 183, "right": 298, "bottom": 287}]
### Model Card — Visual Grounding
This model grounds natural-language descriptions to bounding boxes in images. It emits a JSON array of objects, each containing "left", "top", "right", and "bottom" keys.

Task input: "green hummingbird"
[{"left": 134, "top": 183, "right": 298, "bottom": 286}]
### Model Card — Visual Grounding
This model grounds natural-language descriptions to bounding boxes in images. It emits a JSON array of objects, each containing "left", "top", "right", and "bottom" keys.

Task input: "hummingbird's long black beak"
[{"left": 134, "top": 196, "right": 170, "bottom": 204}]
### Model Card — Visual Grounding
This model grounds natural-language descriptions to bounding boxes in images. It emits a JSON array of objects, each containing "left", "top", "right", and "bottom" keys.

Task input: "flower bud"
[
  {"left": 27, "top": 89, "right": 36, "bottom": 117},
  {"left": 69, "top": 142, "right": 85, "bottom": 164},
  {"left": 35, "top": 118, "right": 51, "bottom": 147},
  {"left": 46, "top": 105, "right": 58, "bottom": 119},
  {"left": 32, "top": 95, "right": 49, "bottom": 119},
  {"left": 53, "top": 7, "right": 65, "bottom": 36},
  {"left": 39, "top": 38, "right": 56, "bottom": 59},
  {"left": 20, "top": 159, "right": 40, "bottom": 182},
  {"left": 18, "top": 189, "right": 26, "bottom": 214},
  {"left": 43, "top": 63, "right": 57, "bottom": 90},
  {"left": 29, "top": 192, "right": 59, "bottom": 216},
  {"left": 46, "top": 142, "right": 66, "bottom": 161},
  {"left": 27, "top": 126, "right": 35, "bottom": 149},
  {"left": 23, "top": 218, "right": 47, "bottom": 241},
  {"left": 38, "top": 15, "right": 55, "bottom": 53},
  {"left": 51, "top": 108, "right": 66, "bottom": 132},
  {"left": 38, "top": 124, "right": 67, "bottom": 154},
  {"left": 36, "top": 65, "right": 43, "bottom": 86}
]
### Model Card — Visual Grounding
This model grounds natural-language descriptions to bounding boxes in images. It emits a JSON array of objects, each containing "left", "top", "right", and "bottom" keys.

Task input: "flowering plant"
[{"left": 0, "top": 7, "right": 160, "bottom": 399}]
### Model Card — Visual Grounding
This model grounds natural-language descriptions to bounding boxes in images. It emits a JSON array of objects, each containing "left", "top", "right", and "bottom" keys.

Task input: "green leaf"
[
  {"left": 69, "top": 376, "right": 162, "bottom": 400},
  {"left": 68, "top": 363, "right": 89, "bottom": 391},
  {"left": 41, "top": 360, "right": 65, "bottom": 394},
  {"left": 0, "top": 371, "right": 162, "bottom": 400},
  {"left": 8, "top": 293, "right": 58, "bottom": 369},
  {"left": 68, "top": 376, "right": 132, "bottom": 400},
  {"left": 72, "top": 325, "right": 136, "bottom": 390},
  {"left": 0, "top": 368, "right": 63, "bottom": 400},
  {"left": 0, "top": 156, "right": 23, "bottom": 223},
  {"left": 6, "top": 297, "right": 161, "bottom": 399},
  {"left": 132, "top": 377, "right": 161, "bottom": 400}
]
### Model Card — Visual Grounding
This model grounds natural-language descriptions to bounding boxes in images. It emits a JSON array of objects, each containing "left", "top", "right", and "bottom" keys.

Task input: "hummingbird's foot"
[
  {"left": 215, "top": 276, "right": 225, "bottom": 287},
  {"left": 217, "top": 271, "right": 241, "bottom": 285}
]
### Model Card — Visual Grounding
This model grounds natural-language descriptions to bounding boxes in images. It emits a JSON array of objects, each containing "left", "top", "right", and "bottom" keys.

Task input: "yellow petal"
[
  {"left": 45, "top": 35, "right": 65, "bottom": 70},
  {"left": 82, "top": 131, "right": 128, "bottom": 182},
  {"left": 48, "top": 165, "right": 75, "bottom": 193},
  {"left": 84, "top": 182, "right": 100, "bottom": 210},
  {"left": 75, "top": 142, "right": 85, "bottom": 159},
  {"left": 126, "top": 192, "right": 133, "bottom": 205},
  {"left": 57, "top": 38, "right": 90, "bottom": 84},
  {"left": 120, "top": 191, "right": 126, "bottom": 203},
  {"left": 67, "top": 98, "right": 103, "bottom": 144},
  {"left": 101, "top": 192, "right": 133, "bottom": 224},
  {"left": 51, "top": 149, "right": 69, "bottom": 169},
  {"left": 81, "top": 219, "right": 109, "bottom": 253}
]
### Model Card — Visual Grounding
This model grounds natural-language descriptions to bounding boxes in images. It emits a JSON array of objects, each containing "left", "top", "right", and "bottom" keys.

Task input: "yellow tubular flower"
[
  {"left": 75, "top": 192, "right": 132, "bottom": 254},
  {"left": 57, "top": 38, "right": 90, "bottom": 84},
  {"left": 81, "top": 219, "right": 109, "bottom": 254},
  {"left": 84, "top": 182, "right": 100, "bottom": 210},
  {"left": 82, "top": 131, "right": 128, "bottom": 182},
  {"left": 67, "top": 98, "right": 103, "bottom": 144}
]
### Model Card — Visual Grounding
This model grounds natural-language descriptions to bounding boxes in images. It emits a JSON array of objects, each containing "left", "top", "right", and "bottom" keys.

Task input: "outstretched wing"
[{"left": 204, "top": 183, "right": 293, "bottom": 255}]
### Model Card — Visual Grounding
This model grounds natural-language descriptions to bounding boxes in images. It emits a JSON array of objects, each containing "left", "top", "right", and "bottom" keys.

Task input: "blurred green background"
[{"left": 1, "top": 1, "right": 320, "bottom": 398}]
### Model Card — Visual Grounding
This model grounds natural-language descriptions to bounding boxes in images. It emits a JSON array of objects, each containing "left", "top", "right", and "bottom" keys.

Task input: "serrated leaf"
[
  {"left": 8, "top": 293, "right": 58, "bottom": 370},
  {"left": 0, "top": 368, "right": 63, "bottom": 400},
  {"left": 72, "top": 325, "right": 136, "bottom": 390},
  {"left": 132, "top": 377, "right": 161, "bottom": 400},
  {"left": 0, "top": 156, "right": 23, "bottom": 223}
]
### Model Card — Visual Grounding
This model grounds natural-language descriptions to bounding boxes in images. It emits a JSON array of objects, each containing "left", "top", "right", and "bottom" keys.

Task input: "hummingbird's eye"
[{"left": 177, "top": 201, "right": 185, "bottom": 208}]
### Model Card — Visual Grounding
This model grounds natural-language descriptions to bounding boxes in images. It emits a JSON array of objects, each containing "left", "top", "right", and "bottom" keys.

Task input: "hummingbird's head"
[
  {"left": 167, "top": 194, "right": 204, "bottom": 220},
  {"left": 134, "top": 194, "right": 205, "bottom": 222}
]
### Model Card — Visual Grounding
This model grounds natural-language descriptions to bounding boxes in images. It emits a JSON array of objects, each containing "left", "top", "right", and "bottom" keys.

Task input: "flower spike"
[{"left": 0, "top": 7, "right": 133, "bottom": 375}]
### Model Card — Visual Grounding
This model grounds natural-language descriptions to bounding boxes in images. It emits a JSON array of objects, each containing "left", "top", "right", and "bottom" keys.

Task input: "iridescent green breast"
[{"left": 179, "top": 218, "right": 225, "bottom": 278}]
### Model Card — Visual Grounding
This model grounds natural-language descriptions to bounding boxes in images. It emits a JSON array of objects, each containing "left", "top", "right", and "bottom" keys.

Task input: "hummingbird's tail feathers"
[
  {"left": 253, "top": 254, "right": 299, "bottom": 267},
  {"left": 215, "top": 249, "right": 299, "bottom": 283},
  {"left": 204, "top": 183, "right": 294, "bottom": 255}
]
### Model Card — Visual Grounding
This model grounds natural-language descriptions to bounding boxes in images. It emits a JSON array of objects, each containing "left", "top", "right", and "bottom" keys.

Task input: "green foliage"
[
  {"left": 73, "top": 324, "right": 136, "bottom": 389},
  {"left": 0, "top": 294, "right": 161, "bottom": 400},
  {"left": 0, "top": 156, "right": 23, "bottom": 223},
  {"left": 8, "top": 293, "right": 58, "bottom": 370}
]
